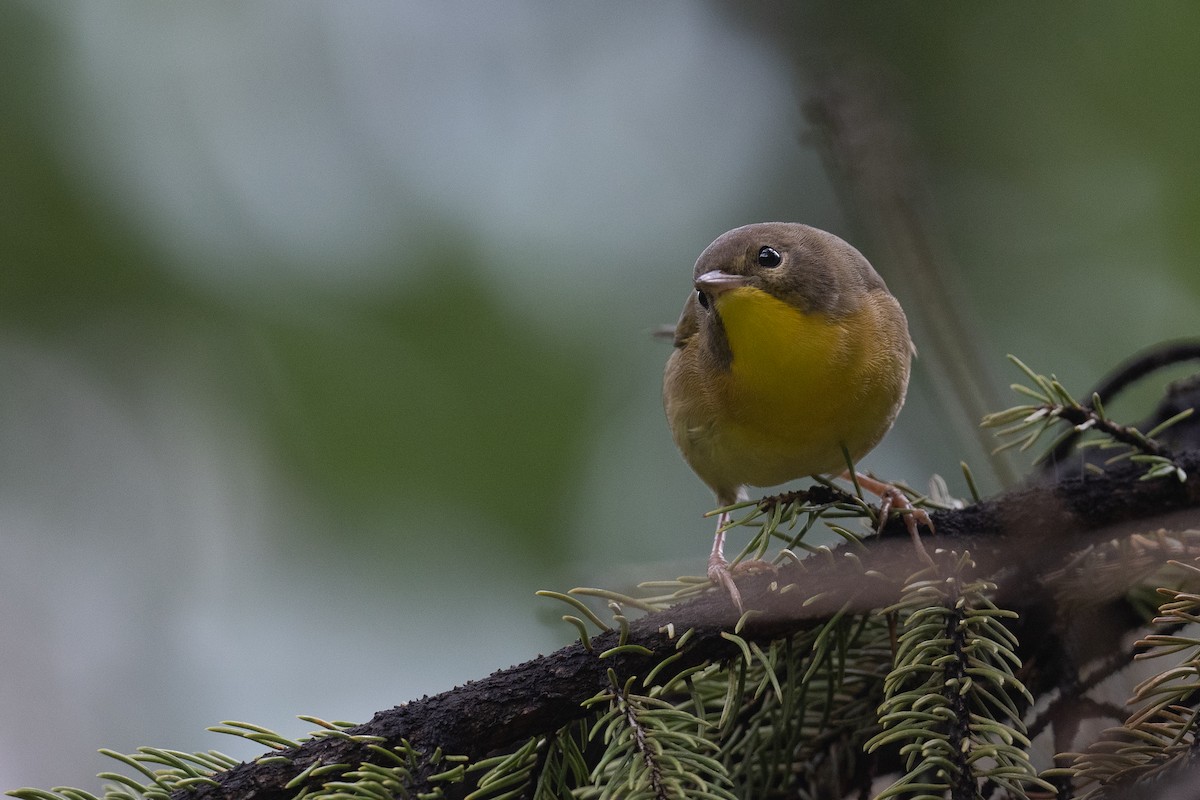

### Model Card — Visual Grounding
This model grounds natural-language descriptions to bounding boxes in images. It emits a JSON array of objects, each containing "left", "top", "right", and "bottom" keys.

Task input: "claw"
[
  {"left": 708, "top": 511, "right": 744, "bottom": 613},
  {"left": 847, "top": 472, "right": 935, "bottom": 565}
]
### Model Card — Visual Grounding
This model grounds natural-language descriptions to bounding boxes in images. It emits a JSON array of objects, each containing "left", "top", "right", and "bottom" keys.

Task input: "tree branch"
[{"left": 176, "top": 452, "right": 1200, "bottom": 800}]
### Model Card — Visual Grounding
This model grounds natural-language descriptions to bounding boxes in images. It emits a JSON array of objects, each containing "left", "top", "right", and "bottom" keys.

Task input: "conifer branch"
[{"left": 69, "top": 451, "right": 1193, "bottom": 800}]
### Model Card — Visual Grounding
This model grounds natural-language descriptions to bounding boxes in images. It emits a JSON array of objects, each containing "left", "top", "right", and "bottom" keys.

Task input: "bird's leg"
[
  {"left": 707, "top": 511, "right": 744, "bottom": 613},
  {"left": 845, "top": 472, "right": 935, "bottom": 565}
]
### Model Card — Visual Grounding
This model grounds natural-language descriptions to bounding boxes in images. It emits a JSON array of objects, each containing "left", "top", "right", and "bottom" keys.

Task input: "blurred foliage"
[
  {"left": 797, "top": 1, "right": 1200, "bottom": 340},
  {"left": 252, "top": 264, "right": 598, "bottom": 551},
  {"left": 0, "top": 1, "right": 599, "bottom": 561}
]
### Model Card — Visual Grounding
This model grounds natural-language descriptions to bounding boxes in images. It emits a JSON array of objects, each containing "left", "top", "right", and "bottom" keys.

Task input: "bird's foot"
[
  {"left": 707, "top": 511, "right": 779, "bottom": 613},
  {"left": 707, "top": 512, "right": 744, "bottom": 612},
  {"left": 707, "top": 554, "right": 776, "bottom": 614},
  {"left": 707, "top": 551, "right": 744, "bottom": 614},
  {"left": 847, "top": 472, "right": 935, "bottom": 565}
]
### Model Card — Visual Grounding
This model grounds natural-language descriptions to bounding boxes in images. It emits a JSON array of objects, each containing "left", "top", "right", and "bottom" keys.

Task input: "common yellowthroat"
[{"left": 663, "top": 222, "right": 925, "bottom": 610}]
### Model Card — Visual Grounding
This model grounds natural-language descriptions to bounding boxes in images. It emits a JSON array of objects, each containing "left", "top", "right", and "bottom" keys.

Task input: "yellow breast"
[{"left": 667, "top": 285, "right": 909, "bottom": 499}]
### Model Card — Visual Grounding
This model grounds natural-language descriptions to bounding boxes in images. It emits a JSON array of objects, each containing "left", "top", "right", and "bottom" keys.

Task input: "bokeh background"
[{"left": 3, "top": 1, "right": 1199, "bottom": 790}]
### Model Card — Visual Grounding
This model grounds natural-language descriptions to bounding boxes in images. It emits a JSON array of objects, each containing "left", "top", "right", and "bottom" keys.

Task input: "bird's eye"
[
  {"left": 696, "top": 289, "right": 710, "bottom": 310},
  {"left": 757, "top": 246, "right": 782, "bottom": 268}
]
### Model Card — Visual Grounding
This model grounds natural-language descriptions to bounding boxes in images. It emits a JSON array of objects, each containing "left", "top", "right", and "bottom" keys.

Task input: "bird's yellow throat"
[
  {"left": 714, "top": 285, "right": 849, "bottom": 400},
  {"left": 711, "top": 284, "right": 892, "bottom": 467}
]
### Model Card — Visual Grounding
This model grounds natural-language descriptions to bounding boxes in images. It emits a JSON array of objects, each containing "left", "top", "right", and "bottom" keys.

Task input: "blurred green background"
[{"left": 3, "top": 1, "right": 1198, "bottom": 790}]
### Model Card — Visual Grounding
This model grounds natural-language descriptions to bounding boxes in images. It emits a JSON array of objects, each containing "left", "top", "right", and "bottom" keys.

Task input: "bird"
[{"left": 663, "top": 222, "right": 929, "bottom": 611}]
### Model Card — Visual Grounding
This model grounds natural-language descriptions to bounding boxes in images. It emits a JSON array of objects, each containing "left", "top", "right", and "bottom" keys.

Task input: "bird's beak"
[{"left": 694, "top": 270, "right": 749, "bottom": 297}]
